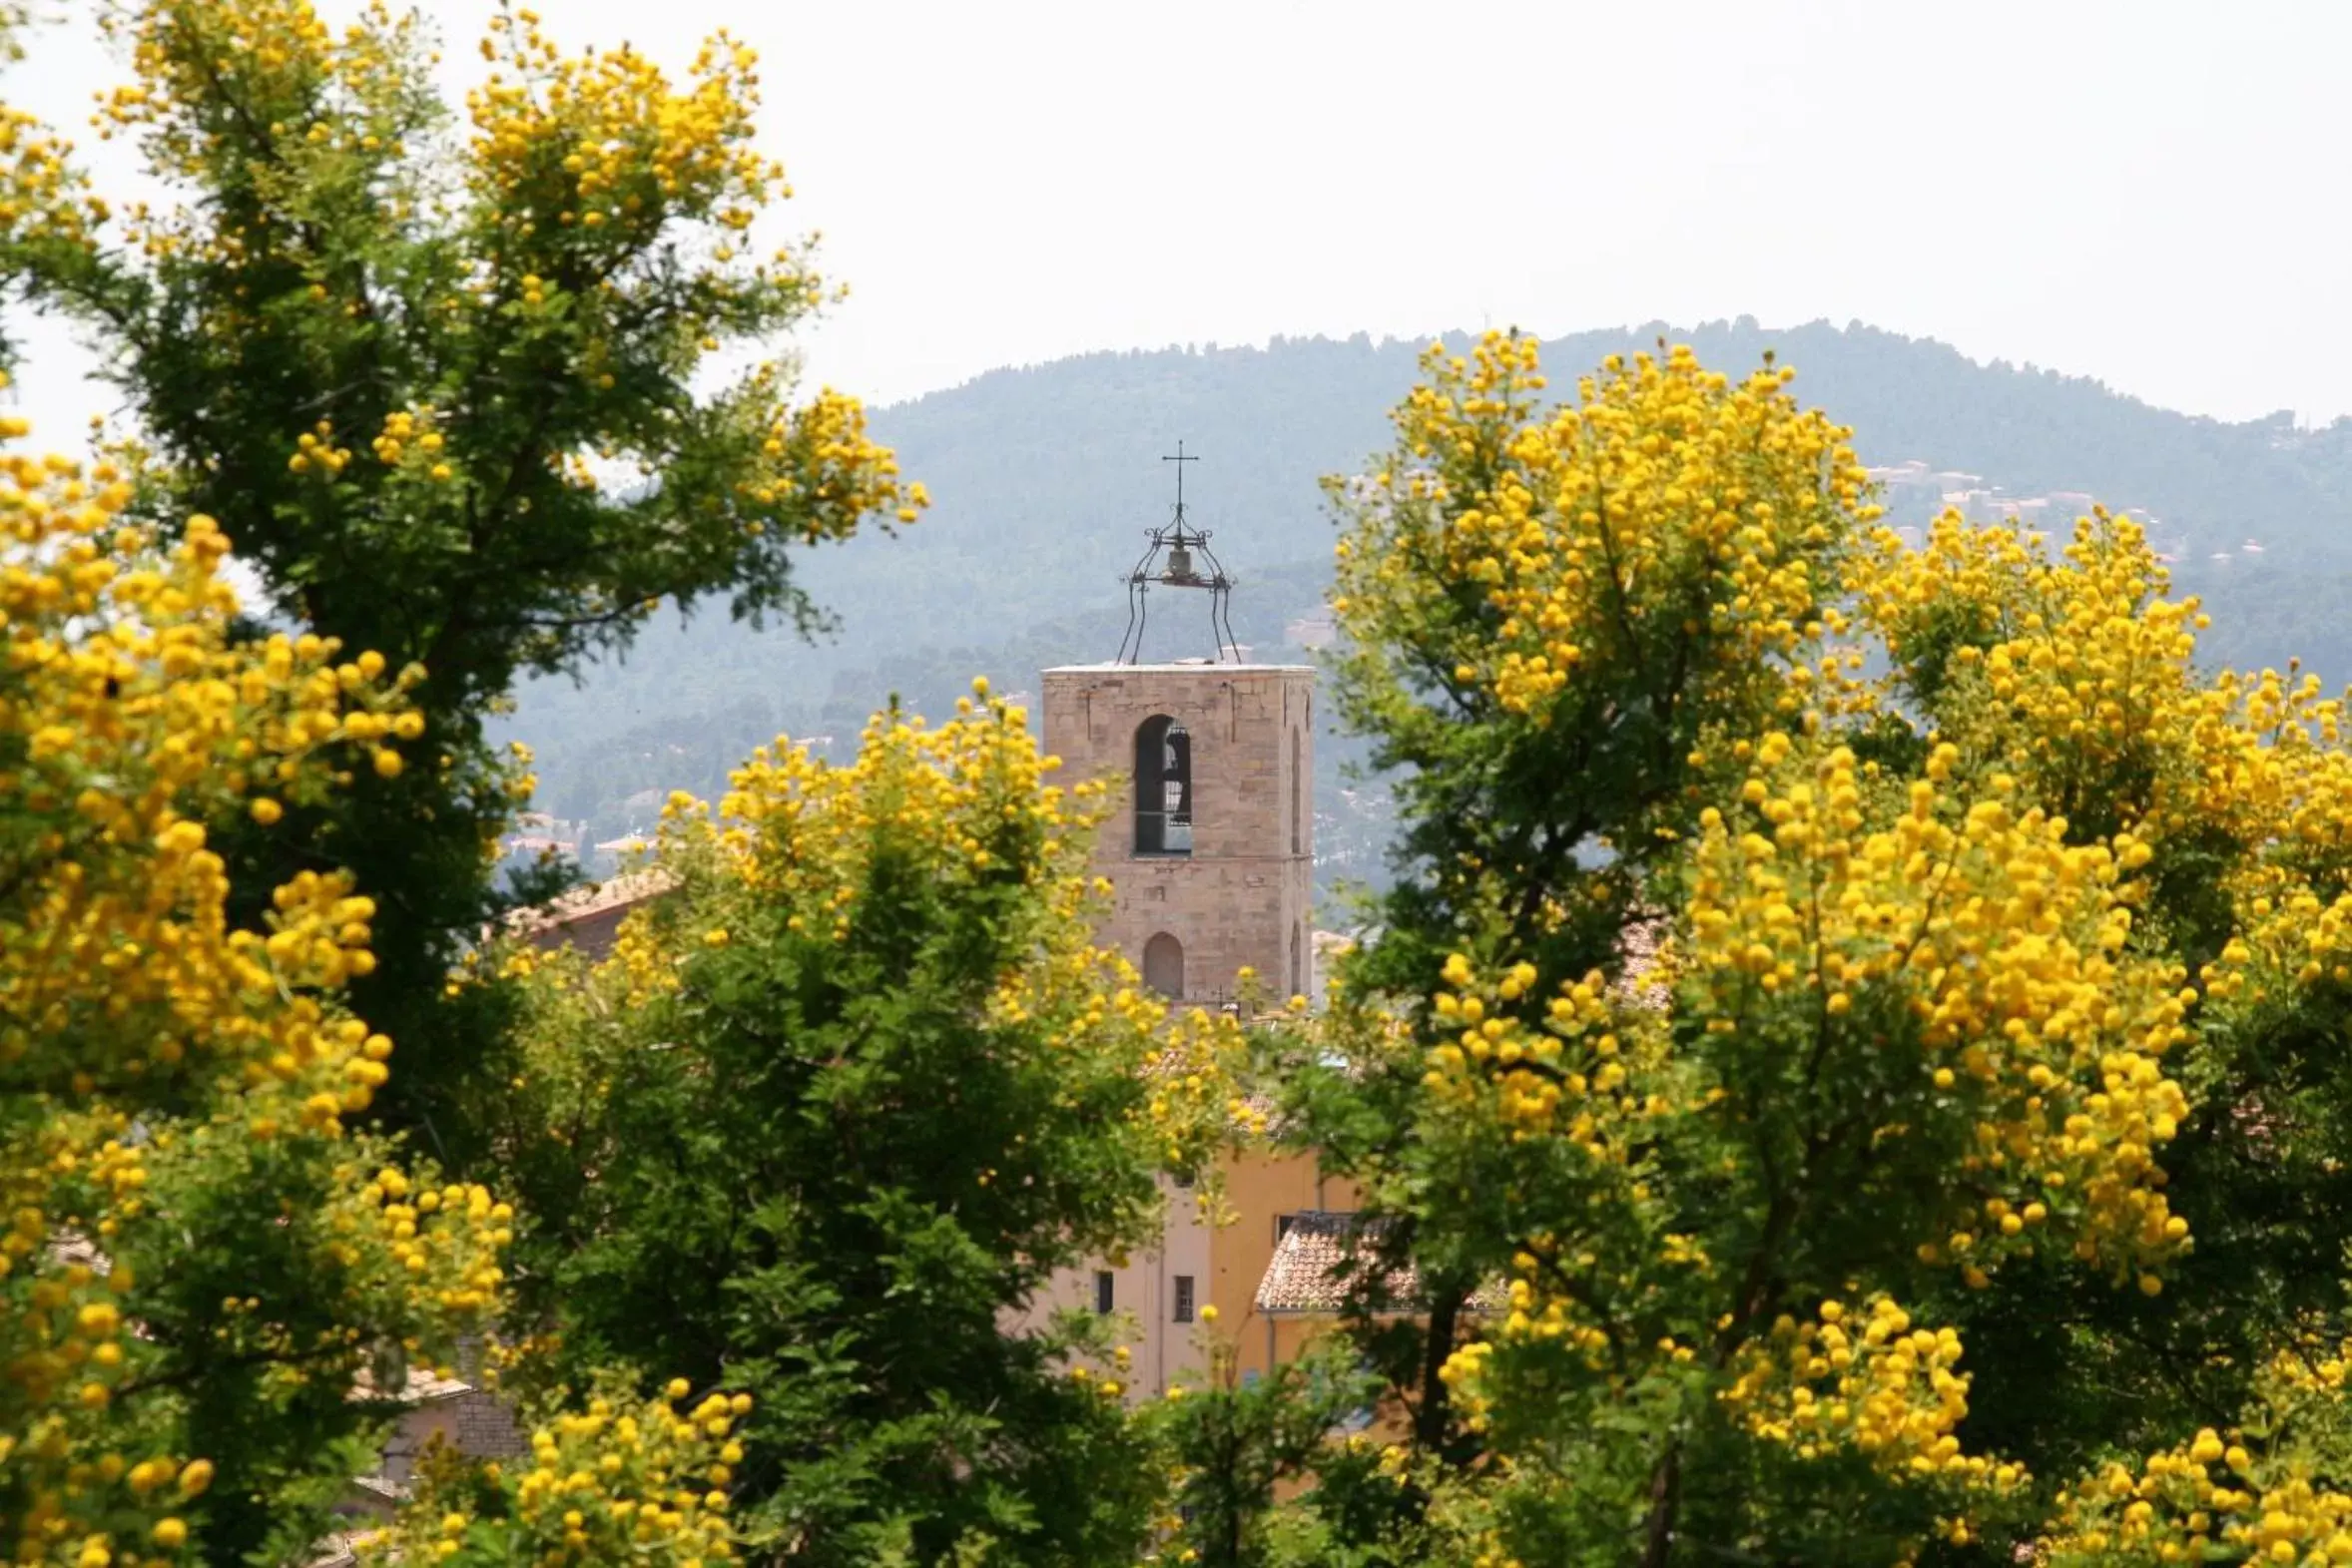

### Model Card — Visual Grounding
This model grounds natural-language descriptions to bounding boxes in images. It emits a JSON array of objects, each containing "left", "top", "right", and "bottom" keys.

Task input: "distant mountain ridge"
[{"left": 498, "top": 320, "right": 2352, "bottom": 883}]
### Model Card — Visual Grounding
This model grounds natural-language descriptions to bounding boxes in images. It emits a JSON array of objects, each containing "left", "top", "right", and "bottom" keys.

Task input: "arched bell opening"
[{"left": 1134, "top": 715, "right": 1193, "bottom": 855}]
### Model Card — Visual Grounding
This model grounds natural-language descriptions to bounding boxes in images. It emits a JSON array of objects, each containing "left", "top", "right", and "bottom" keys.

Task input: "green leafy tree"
[
  {"left": 475, "top": 689, "right": 1245, "bottom": 1566},
  {"left": 1150, "top": 1333, "right": 1391, "bottom": 1568}
]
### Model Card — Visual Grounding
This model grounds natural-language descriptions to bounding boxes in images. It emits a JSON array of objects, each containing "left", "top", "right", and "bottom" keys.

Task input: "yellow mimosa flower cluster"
[
  {"left": 382, "top": 1383, "right": 750, "bottom": 1568},
  {"left": 750, "top": 382, "right": 929, "bottom": 536},
  {"left": 2042, "top": 1427, "right": 2352, "bottom": 1565},
  {"left": 518, "top": 682, "right": 1244, "bottom": 1178},
  {"left": 1421, "top": 951, "right": 1660, "bottom": 1157},
  {"left": 695, "top": 686, "right": 1095, "bottom": 931},
  {"left": 467, "top": 12, "right": 776, "bottom": 247},
  {"left": 1, "top": 428, "right": 412, "bottom": 1112},
  {"left": 1848, "top": 511, "right": 2216, "bottom": 837},
  {"left": 1333, "top": 331, "right": 1875, "bottom": 727},
  {"left": 75, "top": 0, "right": 926, "bottom": 564},
  {"left": 1721, "top": 1296, "right": 2026, "bottom": 1500},
  {"left": 0, "top": 104, "right": 87, "bottom": 254},
  {"left": 97, "top": 0, "right": 418, "bottom": 202},
  {"left": 1684, "top": 735, "right": 2195, "bottom": 1282},
  {"left": 0, "top": 408, "right": 508, "bottom": 1565}
]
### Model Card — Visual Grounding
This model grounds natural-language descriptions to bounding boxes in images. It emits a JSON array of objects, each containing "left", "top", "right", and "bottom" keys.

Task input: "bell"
[{"left": 1163, "top": 545, "right": 1194, "bottom": 582}]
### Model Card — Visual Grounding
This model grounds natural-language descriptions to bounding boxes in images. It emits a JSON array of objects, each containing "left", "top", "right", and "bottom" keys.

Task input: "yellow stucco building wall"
[{"left": 1213, "top": 1149, "right": 1360, "bottom": 1382}]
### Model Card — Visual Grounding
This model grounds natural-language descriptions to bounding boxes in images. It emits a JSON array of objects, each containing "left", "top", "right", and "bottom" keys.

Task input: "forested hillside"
[{"left": 499, "top": 320, "right": 2352, "bottom": 890}]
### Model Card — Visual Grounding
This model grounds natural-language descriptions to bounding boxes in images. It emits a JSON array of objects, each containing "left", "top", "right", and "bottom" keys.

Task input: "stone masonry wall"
[{"left": 1041, "top": 665, "right": 1315, "bottom": 1009}]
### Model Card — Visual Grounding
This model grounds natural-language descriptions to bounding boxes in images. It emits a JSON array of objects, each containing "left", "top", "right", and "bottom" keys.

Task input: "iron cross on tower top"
[{"left": 1163, "top": 440, "right": 1198, "bottom": 517}]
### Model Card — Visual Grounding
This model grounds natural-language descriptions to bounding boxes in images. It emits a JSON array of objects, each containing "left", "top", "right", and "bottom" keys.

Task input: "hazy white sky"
[{"left": 8, "top": 0, "right": 2350, "bottom": 424}]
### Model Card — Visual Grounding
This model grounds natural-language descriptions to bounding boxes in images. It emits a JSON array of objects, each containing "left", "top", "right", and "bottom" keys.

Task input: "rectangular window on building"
[
  {"left": 1173, "top": 1275, "right": 1196, "bottom": 1323},
  {"left": 1094, "top": 1270, "right": 1115, "bottom": 1314}
]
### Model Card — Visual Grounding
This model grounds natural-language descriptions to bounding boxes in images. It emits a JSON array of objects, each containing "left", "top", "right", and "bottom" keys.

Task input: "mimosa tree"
[
  {"left": 473, "top": 688, "right": 1248, "bottom": 1566},
  {"left": 0, "top": 415, "right": 508, "bottom": 1565},
  {"left": 1283, "top": 333, "right": 2352, "bottom": 1567},
  {"left": 0, "top": 0, "right": 922, "bottom": 1164}
]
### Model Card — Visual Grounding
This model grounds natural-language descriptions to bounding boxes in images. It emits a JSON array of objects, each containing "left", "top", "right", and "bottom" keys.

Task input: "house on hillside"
[{"left": 506, "top": 869, "right": 673, "bottom": 959}]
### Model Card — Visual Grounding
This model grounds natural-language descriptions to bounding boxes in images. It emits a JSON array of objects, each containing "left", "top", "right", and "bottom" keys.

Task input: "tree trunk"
[
  {"left": 1640, "top": 1440, "right": 1682, "bottom": 1568},
  {"left": 1415, "top": 1286, "right": 1464, "bottom": 1453}
]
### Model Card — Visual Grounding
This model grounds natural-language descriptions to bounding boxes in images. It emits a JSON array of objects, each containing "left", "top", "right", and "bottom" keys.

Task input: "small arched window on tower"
[
  {"left": 1135, "top": 716, "right": 1193, "bottom": 855},
  {"left": 1143, "top": 932, "right": 1185, "bottom": 999}
]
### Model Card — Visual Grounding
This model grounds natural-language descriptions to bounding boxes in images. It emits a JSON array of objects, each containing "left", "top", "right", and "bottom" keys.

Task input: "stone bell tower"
[{"left": 1041, "top": 444, "right": 1314, "bottom": 1009}]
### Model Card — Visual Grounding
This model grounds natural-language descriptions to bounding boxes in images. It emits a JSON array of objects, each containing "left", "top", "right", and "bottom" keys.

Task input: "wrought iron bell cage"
[{"left": 1117, "top": 440, "right": 1241, "bottom": 664}]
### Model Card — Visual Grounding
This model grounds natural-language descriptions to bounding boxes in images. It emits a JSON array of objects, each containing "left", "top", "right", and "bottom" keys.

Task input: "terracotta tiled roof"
[
  {"left": 48, "top": 1232, "right": 110, "bottom": 1277},
  {"left": 306, "top": 1533, "right": 366, "bottom": 1568},
  {"left": 348, "top": 1364, "right": 473, "bottom": 1404},
  {"left": 1254, "top": 1212, "right": 1506, "bottom": 1316},
  {"left": 352, "top": 1363, "right": 527, "bottom": 1456},
  {"left": 340, "top": 1475, "right": 402, "bottom": 1521},
  {"left": 405, "top": 1369, "right": 473, "bottom": 1402},
  {"left": 502, "top": 868, "right": 674, "bottom": 945}
]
